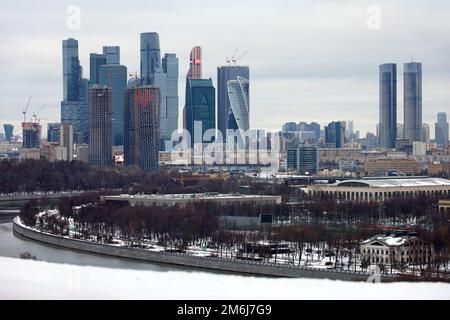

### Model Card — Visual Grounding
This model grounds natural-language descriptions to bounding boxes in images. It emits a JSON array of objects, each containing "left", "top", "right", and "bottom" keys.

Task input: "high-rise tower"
[
  {"left": 187, "top": 46, "right": 202, "bottom": 79},
  {"left": 227, "top": 76, "right": 250, "bottom": 134},
  {"left": 140, "top": 32, "right": 161, "bottom": 85},
  {"left": 435, "top": 112, "right": 449, "bottom": 146},
  {"left": 404, "top": 62, "right": 422, "bottom": 142},
  {"left": 217, "top": 66, "right": 249, "bottom": 140},
  {"left": 379, "top": 63, "right": 397, "bottom": 149},
  {"left": 88, "top": 85, "right": 112, "bottom": 167}
]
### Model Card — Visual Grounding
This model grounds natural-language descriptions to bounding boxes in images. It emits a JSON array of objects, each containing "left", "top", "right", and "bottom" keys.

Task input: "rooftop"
[
  {"left": 334, "top": 177, "right": 450, "bottom": 188},
  {"left": 362, "top": 234, "right": 418, "bottom": 247},
  {"left": 106, "top": 193, "right": 280, "bottom": 201}
]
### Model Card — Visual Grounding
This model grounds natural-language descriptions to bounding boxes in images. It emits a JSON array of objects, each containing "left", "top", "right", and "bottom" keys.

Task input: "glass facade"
[
  {"left": 185, "top": 78, "right": 216, "bottom": 147},
  {"left": 3, "top": 124, "right": 14, "bottom": 143},
  {"left": 61, "top": 101, "right": 89, "bottom": 144},
  {"left": 325, "top": 121, "right": 345, "bottom": 148},
  {"left": 287, "top": 144, "right": 318, "bottom": 174},
  {"left": 102, "top": 46, "right": 120, "bottom": 64},
  {"left": 435, "top": 112, "right": 449, "bottom": 146},
  {"left": 227, "top": 76, "right": 250, "bottom": 133},
  {"left": 379, "top": 63, "right": 397, "bottom": 148},
  {"left": 217, "top": 66, "right": 249, "bottom": 140},
  {"left": 88, "top": 85, "right": 112, "bottom": 167},
  {"left": 161, "top": 53, "right": 179, "bottom": 151},
  {"left": 47, "top": 123, "right": 61, "bottom": 143},
  {"left": 99, "top": 64, "right": 127, "bottom": 146},
  {"left": 89, "top": 53, "right": 107, "bottom": 85},
  {"left": 404, "top": 62, "right": 422, "bottom": 142},
  {"left": 140, "top": 33, "right": 160, "bottom": 85}
]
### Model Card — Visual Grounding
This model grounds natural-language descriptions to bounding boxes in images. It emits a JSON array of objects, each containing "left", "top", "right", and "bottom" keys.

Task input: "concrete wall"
[{"left": 13, "top": 218, "right": 396, "bottom": 282}]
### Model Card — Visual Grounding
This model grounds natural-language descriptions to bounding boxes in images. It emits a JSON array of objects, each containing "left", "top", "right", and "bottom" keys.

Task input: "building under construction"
[{"left": 22, "top": 122, "right": 41, "bottom": 149}]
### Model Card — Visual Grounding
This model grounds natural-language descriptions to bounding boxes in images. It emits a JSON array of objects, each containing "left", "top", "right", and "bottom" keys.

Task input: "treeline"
[{"left": 0, "top": 159, "right": 260, "bottom": 195}]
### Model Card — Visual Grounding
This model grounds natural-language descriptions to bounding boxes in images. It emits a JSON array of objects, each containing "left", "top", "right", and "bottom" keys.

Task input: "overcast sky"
[{"left": 1, "top": 0, "right": 449, "bottom": 138}]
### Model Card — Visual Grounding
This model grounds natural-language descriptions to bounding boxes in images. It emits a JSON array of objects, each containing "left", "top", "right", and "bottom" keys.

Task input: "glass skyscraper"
[
  {"left": 161, "top": 53, "right": 179, "bottom": 151},
  {"left": 287, "top": 144, "right": 318, "bottom": 174},
  {"left": 62, "top": 38, "right": 79, "bottom": 101},
  {"left": 379, "top": 63, "right": 397, "bottom": 149},
  {"left": 61, "top": 101, "right": 89, "bottom": 144},
  {"left": 140, "top": 32, "right": 160, "bottom": 85},
  {"left": 227, "top": 76, "right": 250, "bottom": 134},
  {"left": 88, "top": 85, "right": 112, "bottom": 167},
  {"left": 90, "top": 53, "right": 107, "bottom": 85},
  {"left": 435, "top": 112, "right": 449, "bottom": 146},
  {"left": 3, "top": 124, "right": 13, "bottom": 143},
  {"left": 404, "top": 62, "right": 422, "bottom": 142},
  {"left": 325, "top": 121, "right": 345, "bottom": 148},
  {"left": 217, "top": 66, "right": 250, "bottom": 140},
  {"left": 185, "top": 78, "right": 216, "bottom": 147},
  {"left": 102, "top": 46, "right": 120, "bottom": 64},
  {"left": 99, "top": 64, "right": 127, "bottom": 146},
  {"left": 47, "top": 123, "right": 61, "bottom": 143}
]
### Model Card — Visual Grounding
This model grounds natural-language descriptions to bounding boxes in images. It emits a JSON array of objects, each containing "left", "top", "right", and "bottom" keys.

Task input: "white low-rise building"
[{"left": 361, "top": 233, "right": 433, "bottom": 266}]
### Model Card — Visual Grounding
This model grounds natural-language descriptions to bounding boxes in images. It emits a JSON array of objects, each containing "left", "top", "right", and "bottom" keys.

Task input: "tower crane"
[
  {"left": 226, "top": 48, "right": 240, "bottom": 66},
  {"left": 232, "top": 51, "right": 247, "bottom": 66},
  {"left": 32, "top": 104, "right": 46, "bottom": 123},
  {"left": 22, "top": 96, "right": 32, "bottom": 123}
]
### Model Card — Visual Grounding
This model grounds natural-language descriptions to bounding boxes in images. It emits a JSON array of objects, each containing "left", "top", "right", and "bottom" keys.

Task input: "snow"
[{"left": 1, "top": 257, "right": 450, "bottom": 300}]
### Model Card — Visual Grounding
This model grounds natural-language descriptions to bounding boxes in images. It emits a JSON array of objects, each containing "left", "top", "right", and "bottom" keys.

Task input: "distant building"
[
  {"left": 287, "top": 144, "right": 318, "bottom": 174},
  {"left": 3, "top": 124, "right": 14, "bottom": 143},
  {"left": 102, "top": 46, "right": 120, "bottom": 64},
  {"left": 47, "top": 123, "right": 61, "bottom": 143},
  {"left": 184, "top": 78, "right": 216, "bottom": 147},
  {"left": 403, "top": 62, "right": 422, "bottom": 143},
  {"left": 88, "top": 85, "right": 112, "bottom": 167},
  {"left": 60, "top": 124, "right": 74, "bottom": 161},
  {"left": 101, "top": 193, "right": 282, "bottom": 208},
  {"left": 379, "top": 63, "right": 397, "bottom": 149},
  {"left": 227, "top": 76, "right": 250, "bottom": 140},
  {"left": 217, "top": 66, "right": 250, "bottom": 140},
  {"left": 307, "top": 177, "right": 450, "bottom": 202},
  {"left": 361, "top": 233, "right": 433, "bottom": 266},
  {"left": 282, "top": 122, "right": 298, "bottom": 134},
  {"left": 161, "top": 53, "right": 179, "bottom": 151},
  {"left": 99, "top": 64, "right": 127, "bottom": 146},
  {"left": 187, "top": 46, "right": 202, "bottom": 80},
  {"left": 62, "top": 38, "right": 80, "bottom": 102},
  {"left": 124, "top": 86, "right": 137, "bottom": 167},
  {"left": 413, "top": 141, "right": 427, "bottom": 156},
  {"left": 22, "top": 122, "right": 41, "bottom": 149},
  {"left": 365, "top": 158, "right": 421, "bottom": 176},
  {"left": 75, "top": 144, "right": 89, "bottom": 163},
  {"left": 435, "top": 112, "right": 449, "bottom": 146},
  {"left": 325, "top": 121, "right": 345, "bottom": 148},
  {"left": 422, "top": 124, "right": 430, "bottom": 143},
  {"left": 134, "top": 86, "right": 160, "bottom": 172},
  {"left": 89, "top": 53, "right": 107, "bottom": 85},
  {"left": 61, "top": 101, "right": 89, "bottom": 144},
  {"left": 140, "top": 32, "right": 160, "bottom": 85}
]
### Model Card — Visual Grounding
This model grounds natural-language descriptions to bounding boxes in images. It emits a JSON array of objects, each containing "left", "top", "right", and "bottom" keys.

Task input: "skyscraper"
[
  {"left": 61, "top": 101, "right": 89, "bottom": 144},
  {"left": 287, "top": 144, "right": 318, "bottom": 174},
  {"left": 404, "top": 62, "right": 422, "bottom": 142},
  {"left": 3, "top": 124, "right": 14, "bottom": 143},
  {"left": 61, "top": 38, "right": 88, "bottom": 144},
  {"left": 22, "top": 123, "right": 41, "bottom": 149},
  {"left": 60, "top": 124, "right": 74, "bottom": 161},
  {"left": 161, "top": 53, "right": 179, "bottom": 151},
  {"left": 140, "top": 32, "right": 161, "bottom": 85},
  {"left": 187, "top": 46, "right": 202, "bottom": 79},
  {"left": 88, "top": 85, "right": 112, "bottom": 167},
  {"left": 47, "top": 123, "right": 61, "bottom": 143},
  {"left": 134, "top": 86, "right": 161, "bottom": 172},
  {"left": 102, "top": 46, "right": 120, "bottom": 64},
  {"left": 379, "top": 63, "right": 397, "bottom": 148},
  {"left": 62, "top": 38, "right": 79, "bottom": 102},
  {"left": 217, "top": 66, "right": 250, "bottom": 139},
  {"left": 282, "top": 122, "right": 298, "bottom": 134},
  {"left": 435, "top": 112, "right": 449, "bottom": 146},
  {"left": 124, "top": 86, "right": 137, "bottom": 167},
  {"left": 227, "top": 76, "right": 250, "bottom": 134},
  {"left": 325, "top": 121, "right": 345, "bottom": 148},
  {"left": 89, "top": 53, "right": 107, "bottom": 85},
  {"left": 185, "top": 78, "right": 216, "bottom": 147},
  {"left": 99, "top": 64, "right": 127, "bottom": 146}
]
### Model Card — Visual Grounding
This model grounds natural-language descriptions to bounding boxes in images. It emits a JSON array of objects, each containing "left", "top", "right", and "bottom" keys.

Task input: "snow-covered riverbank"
[{"left": 1, "top": 256, "right": 450, "bottom": 299}]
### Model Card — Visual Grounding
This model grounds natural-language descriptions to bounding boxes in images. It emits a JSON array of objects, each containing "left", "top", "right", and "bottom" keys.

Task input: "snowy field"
[{"left": 1, "top": 257, "right": 450, "bottom": 300}]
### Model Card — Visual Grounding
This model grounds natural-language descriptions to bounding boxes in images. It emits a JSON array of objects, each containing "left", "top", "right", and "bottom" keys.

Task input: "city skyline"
[{"left": 1, "top": 0, "right": 450, "bottom": 137}]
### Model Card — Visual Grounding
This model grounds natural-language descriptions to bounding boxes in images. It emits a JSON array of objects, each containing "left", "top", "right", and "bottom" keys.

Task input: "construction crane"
[
  {"left": 226, "top": 48, "right": 240, "bottom": 66},
  {"left": 32, "top": 104, "right": 46, "bottom": 123},
  {"left": 22, "top": 96, "right": 32, "bottom": 123},
  {"left": 232, "top": 51, "right": 247, "bottom": 66}
]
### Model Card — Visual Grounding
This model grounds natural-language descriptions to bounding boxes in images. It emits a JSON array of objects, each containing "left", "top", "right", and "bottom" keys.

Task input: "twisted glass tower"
[{"left": 227, "top": 76, "right": 250, "bottom": 133}]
